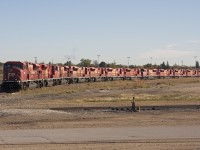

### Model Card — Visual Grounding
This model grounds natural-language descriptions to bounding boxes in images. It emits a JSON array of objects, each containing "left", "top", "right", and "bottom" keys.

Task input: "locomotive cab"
[
  {"left": 2, "top": 61, "right": 27, "bottom": 91},
  {"left": 3, "top": 61, "right": 27, "bottom": 81}
]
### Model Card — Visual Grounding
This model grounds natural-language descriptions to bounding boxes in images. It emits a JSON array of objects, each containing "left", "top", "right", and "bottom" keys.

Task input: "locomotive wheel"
[
  {"left": 9, "top": 84, "right": 14, "bottom": 93},
  {"left": 39, "top": 82, "right": 43, "bottom": 88},
  {"left": 44, "top": 81, "right": 48, "bottom": 87},
  {"left": 53, "top": 80, "right": 57, "bottom": 86},
  {"left": 68, "top": 79, "right": 73, "bottom": 84},
  {"left": 36, "top": 82, "right": 42, "bottom": 88},
  {"left": 22, "top": 83, "right": 27, "bottom": 90}
]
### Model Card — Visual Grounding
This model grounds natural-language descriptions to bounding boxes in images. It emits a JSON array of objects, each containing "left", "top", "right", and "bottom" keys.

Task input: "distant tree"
[
  {"left": 129, "top": 65, "right": 136, "bottom": 68},
  {"left": 160, "top": 61, "right": 166, "bottom": 69},
  {"left": 152, "top": 63, "right": 159, "bottom": 69},
  {"left": 93, "top": 60, "right": 99, "bottom": 67},
  {"left": 166, "top": 61, "right": 170, "bottom": 69},
  {"left": 64, "top": 61, "right": 73, "bottom": 66},
  {"left": 99, "top": 61, "right": 107, "bottom": 67},
  {"left": 77, "top": 58, "right": 91, "bottom": 67},
  {"left": 116, "top": 64, "right": 127, "bottom": 68},
  {"left": 107, "top": 62, "right": 116, "bottom": 68},
  {"left": 196, "top": 61, "right": 199, "bottom": 69},
  {"left": 143, "top": 63, "right": 152, "bottom": 69},
  {"left": 172, "top": 63, "right": 179, "bottom": 69},
  {"left": 106, "top": 63, "right": 111, "bottom": 68},
  {"left": 57, "top": 63, "right": 63, "bottom": 66}
]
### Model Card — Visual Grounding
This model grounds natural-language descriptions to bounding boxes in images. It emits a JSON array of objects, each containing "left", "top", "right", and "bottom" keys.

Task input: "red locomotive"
[{"left": 2, "top": 61, "right": 200, "bottom": 92}]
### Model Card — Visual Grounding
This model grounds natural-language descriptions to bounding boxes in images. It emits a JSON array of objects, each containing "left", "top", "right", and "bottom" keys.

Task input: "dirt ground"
[
  {"left": 0, "top": 142, "right": 200, "bottom": 150},
  {"left": 0, "top": 78, "right": 200, "bottom": 149}
]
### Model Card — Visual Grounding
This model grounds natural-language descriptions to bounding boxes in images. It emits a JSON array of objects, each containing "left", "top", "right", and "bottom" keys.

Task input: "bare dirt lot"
[{"left": 0, "top": 78, "right": 200, "bottom": 149}]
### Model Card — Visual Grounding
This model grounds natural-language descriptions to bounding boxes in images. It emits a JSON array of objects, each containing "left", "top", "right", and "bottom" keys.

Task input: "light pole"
[
  {"left": 150, "top": 57, "right": 153, "bottom": 65},
  {"left": 52, "top": 59, "right": 53, "bottom": 65},
  {"left": 194, "top": 56, "right": 197, "bottom": 69},
  {"left": 34, "top": 57, "right": 37, "bottom": 63},
  {"left": 127, "top": 57, "right": 130, "bottom": 68},
  {"left": 97, "top": 55, "right": 100, "bottom": 67}
]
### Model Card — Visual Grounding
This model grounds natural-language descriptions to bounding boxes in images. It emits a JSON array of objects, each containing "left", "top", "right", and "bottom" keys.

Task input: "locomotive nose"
[{"left": 5, "top": 68, "right": 21, "bottom": 81}]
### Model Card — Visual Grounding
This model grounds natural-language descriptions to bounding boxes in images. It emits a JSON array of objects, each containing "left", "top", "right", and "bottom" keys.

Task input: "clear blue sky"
[{"left": 0, "top": 0, "right": 200, "bottom": 66}]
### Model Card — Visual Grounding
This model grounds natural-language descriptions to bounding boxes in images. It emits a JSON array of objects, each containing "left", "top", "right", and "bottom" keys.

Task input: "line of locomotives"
[{"left": 1, "top": 61, "right": 200, "bottom": 92}]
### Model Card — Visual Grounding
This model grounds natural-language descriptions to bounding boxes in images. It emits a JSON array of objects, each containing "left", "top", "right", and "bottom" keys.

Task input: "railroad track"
[{"left": 50, "top": 105, "right": 200, "bottom": 112}]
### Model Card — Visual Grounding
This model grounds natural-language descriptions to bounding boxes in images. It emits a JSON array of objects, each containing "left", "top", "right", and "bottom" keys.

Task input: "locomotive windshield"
[{"left": 4, "top": 63, "right": 23, "bottom": 70}]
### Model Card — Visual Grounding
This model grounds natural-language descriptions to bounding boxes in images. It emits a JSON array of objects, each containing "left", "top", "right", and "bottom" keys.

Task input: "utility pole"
[
  {"left": 127, "top": 57, "right": 130, "bottom": 68},
  {"left": 97, "top": 55, "right": 100, "bottom": 67},
  {"left": 150, "top": 57, "right": 153, "bottom": 65},
  {"left": 194, "top": 56, "right": 197, "bottom": 70},
  {"left": 34, "top": 57, "right": 37, "bottom": 63}
]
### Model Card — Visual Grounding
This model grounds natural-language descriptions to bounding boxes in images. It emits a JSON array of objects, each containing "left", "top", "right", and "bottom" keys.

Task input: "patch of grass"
[
  {"left": 146, "top": 78, "right": 200, "bottom": 86},
  {"left": 82, "top": 98, "right": 131, "bottom": 103},
  {"left": 134, "top": 93, "right": 200, "bottom": 102},
  {"left": 81, "top": 92, "right": 200, "bottom": 103},
  {"left": 19, "top": 77, "right": 200, "bottom": 101},
  {"left": 20, "top": 80, "right": 149, "bottom": 96}
]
